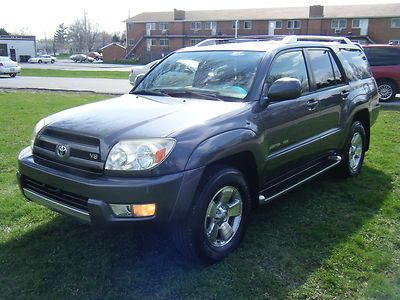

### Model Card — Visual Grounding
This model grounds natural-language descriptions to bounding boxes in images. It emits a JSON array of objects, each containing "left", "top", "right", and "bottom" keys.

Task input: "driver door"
[{"left": 258, "top": 49, "right": 322, "bottom": 183}]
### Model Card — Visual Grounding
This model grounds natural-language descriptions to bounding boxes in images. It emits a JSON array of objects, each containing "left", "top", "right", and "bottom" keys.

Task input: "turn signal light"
[{"left": 132, "top": 204, "right": 156, "bottom": 217}]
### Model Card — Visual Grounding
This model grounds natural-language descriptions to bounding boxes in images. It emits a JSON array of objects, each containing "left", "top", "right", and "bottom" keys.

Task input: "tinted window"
[
  {"left": 364, "top": 47, "right": 400, "bottom": 66},
  {"left": 307, "top": 49, "right": 336, "bottom": 89},
  {"left": 329, "top": 52, "right": 344, "bottom": 85},
  {"left": 266, "top": 51, "right": 309, "bottom": 94},
  {"left": 337, "top": 49, "right": 371, "bottom": 81}
]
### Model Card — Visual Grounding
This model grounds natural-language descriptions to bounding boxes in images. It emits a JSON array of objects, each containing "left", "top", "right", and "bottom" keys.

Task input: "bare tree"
[
  {"left": 67, "top": 14, "right": 100, "bottom": 53},
  {"left": 67, "top": 19, "right": 86, "bottom": 52}
]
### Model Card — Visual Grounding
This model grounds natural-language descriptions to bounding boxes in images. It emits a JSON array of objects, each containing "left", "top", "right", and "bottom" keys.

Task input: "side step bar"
[{"left": 259, "top": 155, "right": 342, "bottom": 205}]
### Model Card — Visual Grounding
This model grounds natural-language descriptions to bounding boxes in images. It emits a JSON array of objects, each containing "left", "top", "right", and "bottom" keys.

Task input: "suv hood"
[{"left": 45, "top": 94, "right": 248, "bottom": 144}]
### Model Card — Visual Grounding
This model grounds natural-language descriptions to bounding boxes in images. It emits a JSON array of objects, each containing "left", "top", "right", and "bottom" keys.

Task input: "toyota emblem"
[{"left": 56, "top": 145, "right": 69, "bottom": 158}]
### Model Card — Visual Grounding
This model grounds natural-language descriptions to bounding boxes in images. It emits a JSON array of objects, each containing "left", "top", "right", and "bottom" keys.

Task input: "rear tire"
[
  {"left": 9, "top": 73, "right": 16, "bottom": 78},
  {"left": 377, "top": 80, "right": 397, "bottom": 102},
  {"left": 334, "top": 121, "right": 366, "bottom": 178},
  {"left": 38, "top": 60, "right": 42, "bottom": 64},
  {"left": 173, "top": 166, "right": 251, "bottom": 262}
]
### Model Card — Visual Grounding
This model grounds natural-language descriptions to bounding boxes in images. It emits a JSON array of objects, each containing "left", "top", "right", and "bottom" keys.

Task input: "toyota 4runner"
[{"left": 17, "top": 36, "right": 380, "bottom": 262}]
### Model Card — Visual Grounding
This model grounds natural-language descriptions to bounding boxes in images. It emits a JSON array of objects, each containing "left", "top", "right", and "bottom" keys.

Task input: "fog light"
[
  {"left": 132, "top": 204, "right": 156, "bottom": 217},
  {"left": 109, "top": 203, "right": 156, "bottom": 217},
  {"left": 109, "top": 204, "right": 132, "bottom": 217}
]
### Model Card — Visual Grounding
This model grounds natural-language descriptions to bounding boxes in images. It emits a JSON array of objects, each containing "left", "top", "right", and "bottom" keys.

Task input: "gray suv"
[{"left": 17, "top": 36, "right": 380, "bottom": 262}]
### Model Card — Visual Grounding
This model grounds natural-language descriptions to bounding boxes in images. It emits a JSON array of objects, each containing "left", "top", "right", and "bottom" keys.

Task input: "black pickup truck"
[{"left": 17, "top": 36, "right": 379, "bottom": 262}]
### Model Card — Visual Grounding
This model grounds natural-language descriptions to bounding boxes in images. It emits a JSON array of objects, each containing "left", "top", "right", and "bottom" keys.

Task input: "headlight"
[
  {"left": 105, "top": 138, "right": 176, "bottom": 171},
  {"left": 30, "top": 119, "right": 47, "bottom": 149}
]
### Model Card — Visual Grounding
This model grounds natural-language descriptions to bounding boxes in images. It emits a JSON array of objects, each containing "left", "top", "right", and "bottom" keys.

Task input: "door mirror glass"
[{"left": 267, "top": 77, "right": 302, "bottom": 101}]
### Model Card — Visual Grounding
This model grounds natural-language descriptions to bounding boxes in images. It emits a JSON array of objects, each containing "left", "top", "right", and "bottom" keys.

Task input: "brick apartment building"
[{"left": 124, "top": 3, "right": 400, "bottom": 62}]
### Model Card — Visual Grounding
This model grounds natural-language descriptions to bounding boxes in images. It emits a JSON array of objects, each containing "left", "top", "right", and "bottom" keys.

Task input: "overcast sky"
[{"left": 1, "top": 0, "right": 398, "bottom": 39}]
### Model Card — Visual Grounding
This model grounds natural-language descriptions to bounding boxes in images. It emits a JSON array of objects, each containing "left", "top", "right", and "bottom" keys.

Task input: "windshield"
[{"left": 133, "top": 51, "right": 264, "bottom": 101}]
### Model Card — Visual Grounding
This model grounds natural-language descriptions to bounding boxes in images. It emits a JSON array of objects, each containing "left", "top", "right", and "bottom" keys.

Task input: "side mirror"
[
  {"left": 133, "top": 73, "right": 145, "bottom": 88},
  {"left": 267, "top": 77, "right": 302, "bottom": 102}
]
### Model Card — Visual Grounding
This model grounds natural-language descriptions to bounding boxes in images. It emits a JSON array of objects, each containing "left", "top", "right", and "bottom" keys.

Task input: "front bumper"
[{"left": 17, "top": 147, "right": 204, "bottom": 227}]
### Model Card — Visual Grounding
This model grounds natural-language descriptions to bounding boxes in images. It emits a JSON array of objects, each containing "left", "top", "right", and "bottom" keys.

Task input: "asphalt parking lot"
[{"left": 20, "top": 59, "right": 134, "bottom": 72}]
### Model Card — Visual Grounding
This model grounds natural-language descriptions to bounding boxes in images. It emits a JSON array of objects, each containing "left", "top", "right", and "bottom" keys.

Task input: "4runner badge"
[{"left": 56, "top": 145, "right": 69, "bottom": 158}]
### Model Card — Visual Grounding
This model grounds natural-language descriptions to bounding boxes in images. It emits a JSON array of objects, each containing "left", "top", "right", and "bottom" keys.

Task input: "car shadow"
[{"left": 0, "top": 166, "right": 391, "bottom": 298}]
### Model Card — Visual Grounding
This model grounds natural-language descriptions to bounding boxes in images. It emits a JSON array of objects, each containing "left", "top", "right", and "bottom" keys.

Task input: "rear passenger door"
[{"left": 304, "top": 48, "right": 349, "bottom": 153}]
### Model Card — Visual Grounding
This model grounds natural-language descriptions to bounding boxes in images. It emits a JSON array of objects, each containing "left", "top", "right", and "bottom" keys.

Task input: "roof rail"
[{"left": 194, "top": 35, "right": 354, "bottom": 47}]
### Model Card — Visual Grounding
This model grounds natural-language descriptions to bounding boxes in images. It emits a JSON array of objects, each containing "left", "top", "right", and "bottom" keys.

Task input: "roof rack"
[{"left": 195, "top": 35, "right": 353, "bottom": 47}]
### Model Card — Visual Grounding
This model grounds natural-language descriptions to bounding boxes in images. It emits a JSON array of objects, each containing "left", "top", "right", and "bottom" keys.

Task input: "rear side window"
[
  {"left": 266, "top": 50, "right": 309, "bottom": 94},
  {"left": 364, "top": 47, "right": 400, "bottom": 66},
  {"left": 337, "top": 49, "right": 371, "bottom": 81},
  {"left": 307, "top": 49, "right": 336, "bottom": 89}
]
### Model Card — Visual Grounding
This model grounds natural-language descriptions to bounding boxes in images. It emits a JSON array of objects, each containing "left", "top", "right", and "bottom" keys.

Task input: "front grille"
[
  {"left": 23, "top": 176, "right": 89, "bottom": 211},
  {"left": 33, "top": 128, "right": 103, "bottom": 174}
]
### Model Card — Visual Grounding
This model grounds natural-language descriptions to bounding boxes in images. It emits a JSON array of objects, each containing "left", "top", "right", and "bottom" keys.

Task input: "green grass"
[
  {"left": 21, "top": 68, "right": 130, "bottom": 79},
  {"left": 0, "top": 91, "right": 399, "bottom": 298},
  {"left": 55, "top": 54, "right": 71, "bottom": 60}
]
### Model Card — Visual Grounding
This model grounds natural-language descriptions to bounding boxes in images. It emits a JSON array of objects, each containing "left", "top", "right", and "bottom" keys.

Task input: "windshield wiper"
[
  {"left": 162, "top": 90, "right": 224, "bottom": 101},
  {"left": 131, "top": 89, "right": 171, "bottom": 97}
]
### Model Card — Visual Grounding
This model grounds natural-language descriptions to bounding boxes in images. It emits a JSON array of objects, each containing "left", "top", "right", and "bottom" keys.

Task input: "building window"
[
  {"left": 160, "top": 39, "right": 169, "bottom": 47},
  {"left": 191, "top": 39, "right": 202, "bottom": 46},
  {"left": 275, "top": 20, "right": 283, "bottom": 29},
  {"left": 128, "top": 39, "right": 135, "bottom": 46},
  {"left": 389, "top": 40, "right": 400, "bottom": 45},
  {"left": 127, "top": 23, "right": 134, "bottom": 31},
  {"left": 205, "top": 21, "right": 216, "bottom": 30},
  {"left": 232, "top": 21, "right": 240, "bottom": 29},
  {"left": 159, "top": 22, "right": 169, "bottom": 31},
  {"left": 331, "top": 19, "right": 347, "bottom": 29},
  {"left": 243, "top": 21, "right": 252, "bottom": 30},
  {"left": 191, "top": 22, "right": 202, "bottom": 30},
  {"left": 146, "top": 23, "right": 156, "bottom": 31},
  {"left": 287, "top": 20, "right": 301, "bottom": 29},
  {"left": 352, "top": 19, "right": 361, "bottom": 28},
  {"left": 391, "top": 18, "right": 400, "bottom": 28}
]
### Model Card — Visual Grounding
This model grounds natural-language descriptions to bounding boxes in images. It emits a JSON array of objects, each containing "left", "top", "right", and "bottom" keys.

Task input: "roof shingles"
[{"left": 126, "top": 3, "right": 400, "bottom": 23}]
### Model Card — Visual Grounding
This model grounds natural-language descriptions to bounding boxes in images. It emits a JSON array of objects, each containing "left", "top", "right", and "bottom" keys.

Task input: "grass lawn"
[
  {"left": 20, "top": 68, "right": 130, "bottom": 79},
  {"left": 0, "top": 91, "right": 399, "bottom": 298}
]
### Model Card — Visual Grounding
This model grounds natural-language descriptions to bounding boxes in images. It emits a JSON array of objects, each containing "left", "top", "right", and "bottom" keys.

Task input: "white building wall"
[{"left": 0, "top": 38, "right": 36, "bottom": 61}]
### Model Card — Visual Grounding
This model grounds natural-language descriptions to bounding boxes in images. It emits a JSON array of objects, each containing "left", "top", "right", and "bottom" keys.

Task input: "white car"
[
  {"left": 28, "top": 55, "right": 57, "bottom": 64},
  {"left": 129, "top": 59, "right": 161, "bottom": 86},
  {"left": 0, "top": 56, "right": 21, "bottom": 77}
]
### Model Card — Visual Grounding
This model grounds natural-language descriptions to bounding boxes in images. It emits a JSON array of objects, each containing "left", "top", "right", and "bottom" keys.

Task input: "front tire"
[
  {"left": 9, "top": 73, "right": 16, "bottom": 78},
  {"left": 335, "top": 121, "right": 366, "bottom": 177},
  {"left": 377, "top": 80, "right": 397, "bottom": 102},
  {"left": 38, "top": 60, "right": 42, "bottom": 64},
  {"left": 173, "top": 166, "right": 251, "bottom": 262}
]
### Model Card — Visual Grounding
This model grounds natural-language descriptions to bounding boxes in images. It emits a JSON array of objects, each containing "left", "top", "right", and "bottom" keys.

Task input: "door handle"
[
  {"left": 307, "top": 99, "right": 319, "bottom": 110},
  {"left": 341, "top": 90, "right": 350, "bottom": 98}
]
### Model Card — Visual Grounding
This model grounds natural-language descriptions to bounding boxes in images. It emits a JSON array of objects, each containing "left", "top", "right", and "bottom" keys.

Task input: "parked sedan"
[
  {"left": 28, "top": 55, "right": 57, "bottom": 64},
  {"left": 0, "top": 56, "right": 21, "bottom": 77},
  {"left": 129, "top": 59, "right": 160, "bottom": 85},
  {"left": 70, "top": 54, "right": 95, "bottom": 63}
]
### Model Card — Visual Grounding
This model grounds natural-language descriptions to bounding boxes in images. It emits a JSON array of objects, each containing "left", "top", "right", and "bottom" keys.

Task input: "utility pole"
[{"left": 84, "top": 9, "right": 88, "bottom": 52}]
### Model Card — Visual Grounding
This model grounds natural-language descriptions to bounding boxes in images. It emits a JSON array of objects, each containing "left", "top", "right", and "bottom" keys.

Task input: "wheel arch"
[
  {"left": 202, "top": 151, "right": 260, "bottom": 209},
  {"left": 352, "top": 109, "right": 370, "bottom": 151}
]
